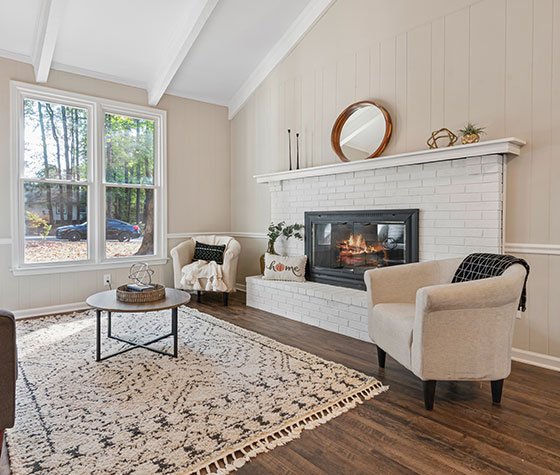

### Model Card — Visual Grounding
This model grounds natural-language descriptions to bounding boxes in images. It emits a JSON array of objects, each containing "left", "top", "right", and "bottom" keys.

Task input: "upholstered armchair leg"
[
  {"left": 491, "top": 379, "right": 504, "bottom": 404},
  {"left": 196, "top": 291, "right": 202, "bottom": 303},
  {"left": 423, "top": 380, "right": 437, "bottom": 410},
  {"left": 376, "top": 346, "right": 386, "bottom": 368},
  {"left": 223, "top": 293, "right": 229, "bottom": 306}
]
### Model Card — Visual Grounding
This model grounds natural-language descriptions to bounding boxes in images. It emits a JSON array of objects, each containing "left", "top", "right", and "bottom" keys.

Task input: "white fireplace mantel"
[{"left": 254, "top": 137, "right": 525, "bottom": 184}]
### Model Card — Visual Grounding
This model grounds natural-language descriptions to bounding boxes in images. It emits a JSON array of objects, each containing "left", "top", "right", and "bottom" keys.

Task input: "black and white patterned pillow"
[{"left": 193, "top": 242, "right": 226, "bottom": 264}]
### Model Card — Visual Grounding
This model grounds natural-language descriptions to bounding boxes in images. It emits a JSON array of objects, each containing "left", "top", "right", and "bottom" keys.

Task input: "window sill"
[{"left": 11, "top": 257, "right": 169, "bottom": 276}]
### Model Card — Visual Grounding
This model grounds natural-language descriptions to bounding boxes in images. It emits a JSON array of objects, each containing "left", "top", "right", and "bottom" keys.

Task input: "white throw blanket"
[{"left": 180, "top": 260, "right": 228, "bottom": 292}]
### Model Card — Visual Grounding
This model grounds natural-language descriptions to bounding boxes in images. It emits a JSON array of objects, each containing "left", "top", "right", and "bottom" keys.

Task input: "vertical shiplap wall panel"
[
  {"left": 379, "top": 38, "right": 397, "bottom": 155},
  {"left": 19, "top": 273, "right": 59, "bottom": 310},
  {"left": 527, "top": 254, "right": 550, "bottom": 354},
  {"left": 321, "top": 64, "right": 337, "bottom": 163},
  {"left": 0, "top": 247, "right": 18, "bottom": 309},
  {"left": 284, "top": 78, "right": 296, "bottom": 162},
  {"left": 301, "top": 72, "right": 316, "bottom": 169},
  {"left": 444, "top": 8, "right": 470, "bottom": 130},
  {"left": 278, "top": 79, "right": 287, "bottom": 170},
  {"left": 254, "top": 87, "right": 265, "bottom": 171},
  {"left": 469, "top": 0, "right": 506, "bottom": 137},
  {"left": 313, "top": 70, "right": 323, "bottom": 168},
  {"left": 356, "top": 48, "right": 370, "bottom": 100},
  {"left": 406, "top": 24, "right": 432, "bottom": 150},
  {"left": 549, "top": 255, "right": 560, "bottom": 357},
  {"left": 269, "top": 76, "right": 282, "bottom": 173},
  {"left": 395, "top": 33, "right": 408, "bottom": 153},
  {"left": 504, "top": 0, "right": 533, "bottom": 244},
  {"left": 550, "top": 0, "right": 560, "bottom": 243},
  {"left": 430, "top": 17, "right": 445, "bottom": 131},
  {"left": 370, "top": 42, "right": 381, "bottom": 99},
  {"left": 336, "top": 53, "right": 357, "bottom": 113},
  {"left": 530, "top": 0, "right": 553, "bottom": 243},
  {"left": 255, "top": 83, "right": 274, "bottom": 170},
  {"left": 294, "top": 76, "right": 303, "bottom": 140},
  {"left": 293, "top": 76, "right": 303, "bottom": 168}
]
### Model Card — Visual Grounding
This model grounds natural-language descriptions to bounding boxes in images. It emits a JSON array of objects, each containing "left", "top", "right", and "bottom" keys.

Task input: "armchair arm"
[
  {"left": 0, "top": 310, "right": 16, "bottom": 429},
  {"left": 411, "top": 265, "right": 527, "bottom": 381},
  {"left": 170, "top": 239, "right": 195, "bottom": 289},
  {"left": 416, "top": 264, "right": 526, "bottom": 313},
  {"left": 222, "top": 239, "right": 241, "bottom": 292},
  {"left": 364, "top": 260, "right": 442, "bottom": 307}
]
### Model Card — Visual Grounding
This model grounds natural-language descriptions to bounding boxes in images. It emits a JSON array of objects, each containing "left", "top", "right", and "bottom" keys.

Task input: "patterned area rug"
[{"left": 7, "top": 307, "right": 387, "bottom": 474}]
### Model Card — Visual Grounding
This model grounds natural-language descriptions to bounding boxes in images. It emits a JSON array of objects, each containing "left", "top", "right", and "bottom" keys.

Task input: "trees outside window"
[
  {"left": 22, "top": 99, "right": 89, "bottom": 263},
  {"left": 12, "top": 83, "right": 166, "bottom": 273},
  {"left": 104, "top": 113, "right": 156, "bottom": 258}
]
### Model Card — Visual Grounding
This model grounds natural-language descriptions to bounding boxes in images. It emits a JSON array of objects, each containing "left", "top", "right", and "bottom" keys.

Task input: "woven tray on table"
[{"left": 116, "top": 284, "right": 166, "bottom": 303}]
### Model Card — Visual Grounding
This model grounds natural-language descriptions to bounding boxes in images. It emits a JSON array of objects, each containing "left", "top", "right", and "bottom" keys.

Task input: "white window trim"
[{"left": 10, "top": 81, "right": 167, "bottom": 275}]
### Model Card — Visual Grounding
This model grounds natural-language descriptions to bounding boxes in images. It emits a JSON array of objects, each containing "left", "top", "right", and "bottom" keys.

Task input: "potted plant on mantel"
[
  {"left": 260, "top": 221, "right": 304, "bottom": 274},
  {"left": 459, "top": 122, "right": 486, "bottom": 145}
]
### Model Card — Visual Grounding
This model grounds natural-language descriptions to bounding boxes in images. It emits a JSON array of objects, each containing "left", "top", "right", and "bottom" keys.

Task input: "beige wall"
[
  {"left": 230, "top": 0, "right": 560, "bottom": 359},
  {"left": 0, "top": 57, "right": 230, "bottom": 312}
]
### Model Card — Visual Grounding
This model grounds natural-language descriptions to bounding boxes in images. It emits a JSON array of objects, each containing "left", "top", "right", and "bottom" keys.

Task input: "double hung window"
[{"left": 11, "top": 82, "right": 167, "bottom": 274}]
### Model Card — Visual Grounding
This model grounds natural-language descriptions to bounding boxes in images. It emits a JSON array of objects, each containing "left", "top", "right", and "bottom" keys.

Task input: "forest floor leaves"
[{"left": 24, "top": 240, "right": 142, "bottom": 263}]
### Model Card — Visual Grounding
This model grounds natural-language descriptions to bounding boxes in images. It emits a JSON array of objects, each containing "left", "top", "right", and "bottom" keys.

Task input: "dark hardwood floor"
[{"left": 192, "top": 291, "right": 560, "bottom": 475}]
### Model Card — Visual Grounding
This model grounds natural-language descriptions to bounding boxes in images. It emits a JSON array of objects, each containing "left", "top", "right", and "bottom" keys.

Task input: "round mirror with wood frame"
[{"left": 331, "top": 100, "right": 393, "bottom": 162}]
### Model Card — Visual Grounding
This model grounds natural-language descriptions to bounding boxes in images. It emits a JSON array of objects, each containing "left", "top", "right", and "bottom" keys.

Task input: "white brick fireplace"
[{"left": 246, "top": 138, "right": 524, "bottom": 342}]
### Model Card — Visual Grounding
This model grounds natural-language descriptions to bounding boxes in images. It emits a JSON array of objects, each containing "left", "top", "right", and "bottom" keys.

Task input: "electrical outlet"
[{"left": 103, "top": 274, "right": 112, "bottom": 287}]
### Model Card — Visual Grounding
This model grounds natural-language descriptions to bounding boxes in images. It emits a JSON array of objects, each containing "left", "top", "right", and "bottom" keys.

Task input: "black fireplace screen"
[{"left": 305, "top": 209, "right": 419, "bottom": 289}]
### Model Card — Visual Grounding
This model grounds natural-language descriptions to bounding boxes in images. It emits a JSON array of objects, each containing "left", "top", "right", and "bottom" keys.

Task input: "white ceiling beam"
[
  {"left": 228, "top": 0, "right": 335, "bottom": 120},
  {"left": 148, "top": 0, "right": 219, "bottom": 106},
  {"left": 33, "top": 0, "right": 67, "bottom": 83}
]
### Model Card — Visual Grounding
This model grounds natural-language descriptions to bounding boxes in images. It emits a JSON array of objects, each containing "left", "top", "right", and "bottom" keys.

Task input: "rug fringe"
[{"left": 188, "top": 381, "right": 388, "bottom": 475}]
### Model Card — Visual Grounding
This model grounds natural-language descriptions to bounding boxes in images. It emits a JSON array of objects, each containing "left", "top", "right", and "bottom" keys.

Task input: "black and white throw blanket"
[{"left": 452, "top": 253, "right": 530, "bottom": 311}]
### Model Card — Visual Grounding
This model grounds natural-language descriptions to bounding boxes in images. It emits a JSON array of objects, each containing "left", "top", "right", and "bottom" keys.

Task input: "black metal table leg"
[
  {"left": 96, "top": 306, "right": 180, "bottom": 362},
  {"left": 96, "top": 309, "right": 102, "bottom": 362},
  {"left": 172, "top": 307, "right": 178, "bottom": 357}
]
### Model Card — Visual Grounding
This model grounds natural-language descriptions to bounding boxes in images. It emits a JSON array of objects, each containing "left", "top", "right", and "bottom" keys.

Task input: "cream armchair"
[
  {"left": 365, "top": 258, "right": 526, "bottom": 410},
  {"left": 170, "top": 236, "right": 241, "bottom": 306}
]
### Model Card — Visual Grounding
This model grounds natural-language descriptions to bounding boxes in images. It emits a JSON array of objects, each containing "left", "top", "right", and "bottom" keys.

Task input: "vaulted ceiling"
[{"left": 0, "top": 0, "right": 334, "bottom": 118}]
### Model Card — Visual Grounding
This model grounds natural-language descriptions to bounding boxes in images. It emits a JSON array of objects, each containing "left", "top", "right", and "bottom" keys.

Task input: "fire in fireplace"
[{"left": 304, "top": 209, "right": 419, "bottom": 289}]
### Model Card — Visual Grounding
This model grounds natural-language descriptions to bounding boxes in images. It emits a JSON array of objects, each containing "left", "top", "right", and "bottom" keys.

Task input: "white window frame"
[{"left": 10, "top": 81, "right": 167, "bottom": 275}]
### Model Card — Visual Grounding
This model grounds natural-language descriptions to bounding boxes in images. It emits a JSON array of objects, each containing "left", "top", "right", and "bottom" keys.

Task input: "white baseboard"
[
  {"left": 235, "top": 283, "right": 247, "bottom": 292},
  {"left": 13, "top": 302, "right": 89, "bottom": 319},
  {"left": 511, "top": 348, "right": 560, "bottom": 372}
]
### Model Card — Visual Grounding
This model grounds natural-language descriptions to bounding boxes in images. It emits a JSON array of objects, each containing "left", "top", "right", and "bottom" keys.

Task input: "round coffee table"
[{"left": 86, "top": 288, "right": 190, "bottom": 362}]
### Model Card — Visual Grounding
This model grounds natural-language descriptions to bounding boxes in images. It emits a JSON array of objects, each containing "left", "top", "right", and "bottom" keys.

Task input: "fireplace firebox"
[{"left": 305, "top": 209, "right": 419, "bottom": 290}]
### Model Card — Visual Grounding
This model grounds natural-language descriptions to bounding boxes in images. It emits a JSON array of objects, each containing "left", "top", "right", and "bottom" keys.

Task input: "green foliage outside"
[
  {"left": 105, "top": 113, "right": 155, "bottom": 228},
  {"left": 25, "top": 211, "right": 52, "bottom": 239},
  {"left": 23, "top": 98, "right": 156, "bottom": 255}
]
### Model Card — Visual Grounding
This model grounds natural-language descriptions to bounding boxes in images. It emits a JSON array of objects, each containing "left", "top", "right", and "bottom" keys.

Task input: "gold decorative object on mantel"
[
  {"left": 427, "top": 128, "right": 458, "bottom": 149},
  {"left": 459, "top": 122, "right": 486, "bottom": 144}
]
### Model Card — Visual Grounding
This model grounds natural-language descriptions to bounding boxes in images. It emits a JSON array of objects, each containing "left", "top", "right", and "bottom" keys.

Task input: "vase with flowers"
[{"left": 260, "top": 221, "right": 304, "bottom": 273}]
